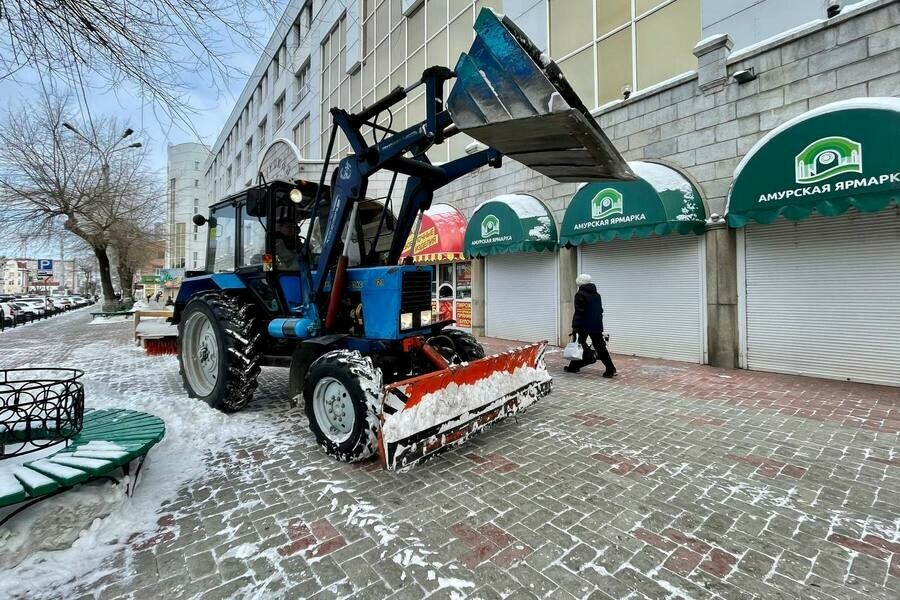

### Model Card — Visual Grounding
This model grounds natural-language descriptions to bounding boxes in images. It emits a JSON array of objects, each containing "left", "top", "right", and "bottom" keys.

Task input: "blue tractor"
[{"left": 172, "top": 9, "right": 629, "bottom": 469}]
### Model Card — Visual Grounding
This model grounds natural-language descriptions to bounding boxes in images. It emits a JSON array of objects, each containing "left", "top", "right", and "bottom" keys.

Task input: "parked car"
[
  {"left": 12, "top": 302, "right": 40, "bottom": 322},
  {"left": 18, "top": 298, "right": 48, "bottom": 317},
  {"left": 55, "top": 297, "right": 73, "bottom": 310},
  {"left": 0, "top": 302, "right": 18, "bottom": 327}
]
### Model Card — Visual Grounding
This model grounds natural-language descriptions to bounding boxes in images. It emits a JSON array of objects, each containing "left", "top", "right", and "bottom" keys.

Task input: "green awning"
[
  {"left": 559, "top": 161, "right": 706, "bottom": 246},
  {"left": 464, "top": 194, "right": 558, "bottom": 257},
  {"left": 727, "top": 98, "right": 900, "bottom": 227}
]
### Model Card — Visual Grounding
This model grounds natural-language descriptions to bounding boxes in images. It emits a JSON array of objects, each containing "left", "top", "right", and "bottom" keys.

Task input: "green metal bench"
[{"left": 0, "top": 409, "right": 165, "bottom": 523}]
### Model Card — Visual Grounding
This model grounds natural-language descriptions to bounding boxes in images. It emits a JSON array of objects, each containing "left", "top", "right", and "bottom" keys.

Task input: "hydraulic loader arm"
[{"left": 308, "top": 68, "right": 501, "bottom": 305}]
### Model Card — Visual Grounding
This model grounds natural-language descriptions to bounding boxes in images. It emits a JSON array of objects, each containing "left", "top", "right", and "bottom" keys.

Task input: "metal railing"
[{"left": 1, "top": 368, "right": 85, "bottom": 459}]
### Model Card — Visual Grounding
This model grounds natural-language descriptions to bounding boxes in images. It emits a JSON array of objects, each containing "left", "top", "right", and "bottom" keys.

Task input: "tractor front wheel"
[
  {"left": 303, "top": 350, "right": 381, "bottom": 462},
  {"left": 178, "top": 291, "right": 262, "bottom": 412}
]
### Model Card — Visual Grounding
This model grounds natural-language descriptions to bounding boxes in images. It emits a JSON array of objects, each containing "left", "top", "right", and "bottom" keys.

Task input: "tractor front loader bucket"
[
  {"left": 378, "top": 342, "right": 551, "bottom": 470},
  {"left": 448, "top": 8, "right": 634, "bottom": 183}
]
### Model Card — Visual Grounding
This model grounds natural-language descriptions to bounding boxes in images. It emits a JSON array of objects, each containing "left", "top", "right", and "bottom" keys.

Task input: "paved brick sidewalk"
[{"left": 1, "top": 314, "right": 898, "bottom": 599}]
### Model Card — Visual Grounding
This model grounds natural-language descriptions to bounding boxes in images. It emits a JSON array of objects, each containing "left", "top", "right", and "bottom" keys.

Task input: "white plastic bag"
[{"left": 563, "top": 341, "right": 583, "bottom": 361}]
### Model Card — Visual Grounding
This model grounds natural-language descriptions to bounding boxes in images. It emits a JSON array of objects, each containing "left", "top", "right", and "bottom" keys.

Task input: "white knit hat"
[{"left": 575, "top": 273, "right": 592, "bottom": 285}]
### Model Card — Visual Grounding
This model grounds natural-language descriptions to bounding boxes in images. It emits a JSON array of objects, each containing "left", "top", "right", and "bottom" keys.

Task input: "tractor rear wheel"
[
  {"left": 178, "top": 291, "right": 262, "bottom": 412},
  {"left": 429, "top": 329, "right": 485, "bottom": 363},
  {"left": 303, "top": 350, "right": 381, "bottom": 462}
]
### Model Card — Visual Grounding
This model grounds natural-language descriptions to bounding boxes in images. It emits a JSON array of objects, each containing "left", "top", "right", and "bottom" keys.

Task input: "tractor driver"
[{"left": 274, "top": 205, "right": 300, "bottom": 269}]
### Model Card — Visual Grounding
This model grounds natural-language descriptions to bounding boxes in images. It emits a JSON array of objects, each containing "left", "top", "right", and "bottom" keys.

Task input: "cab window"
[
  {"left": 240, "top": 200, "right": 267, "bottom": 267},
  {"left": 207, "top": 204, "right": 236, "bottom": 272}
]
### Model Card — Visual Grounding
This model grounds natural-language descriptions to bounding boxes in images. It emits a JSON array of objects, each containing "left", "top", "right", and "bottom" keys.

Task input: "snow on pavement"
[{"left": 0, "top": 316, "right": 287, "bottom": 599}]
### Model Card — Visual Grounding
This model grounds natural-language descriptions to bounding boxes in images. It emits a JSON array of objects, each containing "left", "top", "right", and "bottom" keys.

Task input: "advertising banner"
[
  {"left": 159, "top": 268, "right": 185, "bottom": 288},
  {"left": 438, "top": 300, "right": 454, "bottom": 323},
  {"left": 456, "top": 300, "right": 472, "bottom": 329}
]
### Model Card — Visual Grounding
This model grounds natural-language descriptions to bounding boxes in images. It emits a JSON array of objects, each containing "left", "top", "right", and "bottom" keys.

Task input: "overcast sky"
[{"left": 0, "top": 3, "right": 284, "bottom": 259}]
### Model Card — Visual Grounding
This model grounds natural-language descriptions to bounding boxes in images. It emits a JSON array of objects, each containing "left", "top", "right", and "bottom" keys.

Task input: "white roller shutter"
[
  {"left": 741, "top": 210, "right": 900, "bottom": 386},
  {"left": 485, "top": 253, "right": 558, "bottom": 342},
  {"left": 579, "top": 235, "right": 705, "bottom": 363}
]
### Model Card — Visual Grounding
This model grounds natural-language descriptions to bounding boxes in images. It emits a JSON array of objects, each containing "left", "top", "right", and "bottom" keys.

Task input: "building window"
[
  {"left": 192, "top": 252, "right": 198, "bottom": 269},
  {"left": 194, "top": 160, "right": 199, "bottom": 170},
  {"left": 293, "top": 116, "right": 311, "bottom": 158},
  {"left": 320, "top": 15, "right": 349, "bottom": 159},
  {"left": 194, "top": 179, "right": 199, "bottom": 187},
  {"left": 354, "top": 0, "right": 485, "bottom": 163},
  {"left": 175, "top": 222, "right": 186, "bottom": 268},
  {"left": 294, "top": 61, "right": 310, "bottom": 102},
  {"left": 549, "top": 0, "right": 700, "bottom": 107},
  {"left": 258, "top": 117, "right": 268, "bottom": 146},
  {"left": 295, "top": 2, "right": 313, "bottom": 45},
  {"left": 273, "top": 44, "right": 282, "bottom": 80},
  {"left": 274, "top": 93, "right": 285, "bottom": 129},
  {"left": 193, "top": 198, "right": 199, "bottom": 214}
]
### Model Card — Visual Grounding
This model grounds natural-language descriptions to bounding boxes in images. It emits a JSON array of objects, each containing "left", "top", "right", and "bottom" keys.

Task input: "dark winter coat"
[{"left": 572, "top": 283, "right": 604, "bottom": 333}]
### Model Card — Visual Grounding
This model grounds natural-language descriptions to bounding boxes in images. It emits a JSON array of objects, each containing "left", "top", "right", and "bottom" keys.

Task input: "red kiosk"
[{"left": 400, "top": 204, "right": 472, "bottom": 331}]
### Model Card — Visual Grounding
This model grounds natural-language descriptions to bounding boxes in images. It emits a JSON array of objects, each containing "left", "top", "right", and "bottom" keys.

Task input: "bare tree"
[
  {"left": 109, "top": 217, "right": 166, "bottom": 302},
  {"left": 0, "top": 0, "right": 283, "bottom": 129},
  {"left": 74, "top": 254, "right": 99, "bottom": 296},
  {"left": 0, "top": 92, "right": 160, "bottom": 307}
]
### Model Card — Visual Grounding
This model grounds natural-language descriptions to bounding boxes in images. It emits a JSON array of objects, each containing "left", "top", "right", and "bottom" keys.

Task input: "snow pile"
[
  {"left": 0, "top": 480, "right": 125, "bottom": 570},
  {"left": 382, "top": 365, "right": 551, "bottom": 443},
  {"left": 128, "top": 301, "right": 151, "bottom": 312},
  {"left": 135, "top": 318, "right": 177, "bottom": 338},
  {"left": 89, "top": 316, "right": 130, "bottom": 325},
  {"left": 528, "top": 215, "right": 553, "bottom": 241},
  {"left": 630, "top": 161, "right": 692, "bottom": 195}
]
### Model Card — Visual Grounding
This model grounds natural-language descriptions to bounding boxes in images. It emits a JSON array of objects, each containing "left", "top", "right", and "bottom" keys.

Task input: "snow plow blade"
[
  {"left": 378, "top": 342, "right": 551, "bottom": 470},
  {"left": 447, "top": 8, "right": 633, "bottom": 183}
]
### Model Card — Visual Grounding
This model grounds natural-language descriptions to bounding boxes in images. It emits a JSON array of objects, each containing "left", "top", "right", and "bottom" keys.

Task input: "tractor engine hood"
[{"left": 448, "top": 8, "right": 634, "bottom": 183}]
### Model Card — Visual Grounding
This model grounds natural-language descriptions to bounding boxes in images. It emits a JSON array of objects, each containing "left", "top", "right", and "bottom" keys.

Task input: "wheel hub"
[
  {"left": 312, "top": 377, "right": 355, "bottom": 444},
  {"left": 182, "top": 312, "right": 219, "bottom": 397}
]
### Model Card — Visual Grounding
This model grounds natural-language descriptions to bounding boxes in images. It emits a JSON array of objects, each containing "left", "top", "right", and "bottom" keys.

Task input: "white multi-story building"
[
  {"left": 1, "top": 260, "right": 29, "bottom": 294},
  {"left": 166, "top": 143, "right": 211, "bottom": 271},
  {"left": 205, "top": 0, "right": 836, "bottom": 202}
]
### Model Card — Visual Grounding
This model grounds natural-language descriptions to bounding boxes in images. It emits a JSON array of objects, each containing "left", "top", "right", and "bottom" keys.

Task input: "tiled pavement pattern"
[{"left": 2, "top": 315, "right": 898, "bottom": 599}]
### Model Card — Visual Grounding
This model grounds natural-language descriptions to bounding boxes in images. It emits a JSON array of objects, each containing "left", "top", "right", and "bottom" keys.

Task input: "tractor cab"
[{"left": 199, "top": 180, "right": 398, "bottom": 277}]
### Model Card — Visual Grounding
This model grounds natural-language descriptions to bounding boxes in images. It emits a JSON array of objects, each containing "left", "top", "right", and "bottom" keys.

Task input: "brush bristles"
[{"left": 144, "top": 337, "right": 178, "bottom": 356}]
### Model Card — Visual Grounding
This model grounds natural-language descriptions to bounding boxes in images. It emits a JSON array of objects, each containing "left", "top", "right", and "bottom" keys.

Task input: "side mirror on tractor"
[
  {"left": 192, "top": 214, "right": 207, "bottom": 227},
  {"left": 245, "top": 188, "right": 267, "bottom": 218}
]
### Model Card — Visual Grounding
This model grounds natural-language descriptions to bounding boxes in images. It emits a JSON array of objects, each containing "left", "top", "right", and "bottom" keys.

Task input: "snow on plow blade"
[
  {"left": 448, "top": 8, "right": 633, "bottom": 183},
  {"left": 378, "top": 342, "right": 551, "bottom": 470}
]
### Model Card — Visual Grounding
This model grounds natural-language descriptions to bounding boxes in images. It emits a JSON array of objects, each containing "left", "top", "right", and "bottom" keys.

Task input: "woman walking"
[{"left": 564, "top": 273, "right": 617, "bottom": 377}]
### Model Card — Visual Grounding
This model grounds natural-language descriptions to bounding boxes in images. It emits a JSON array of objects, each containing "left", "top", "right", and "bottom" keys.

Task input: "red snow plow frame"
[{"left": 378, "top": 342, "right": 550, "bottom": 470}]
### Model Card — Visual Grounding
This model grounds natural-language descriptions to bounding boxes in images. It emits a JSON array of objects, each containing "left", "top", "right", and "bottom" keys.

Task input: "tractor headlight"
[
  {"left": 400, "top": 312, "right": 414, "bottom": 330},
  {"left": 420, "top": 310, "right": 432, "bottom": 326}
]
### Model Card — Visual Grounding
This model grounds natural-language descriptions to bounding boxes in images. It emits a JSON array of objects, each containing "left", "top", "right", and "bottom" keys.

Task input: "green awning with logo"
[
  {"left": 559, "top": 161, "right": 706, "bottom": 246},
  {"left": 464, "top": 194, "right": 558, "bottom": 257},
  {"left": 727, "top": 98, "right": 899, "bottom": 227}
]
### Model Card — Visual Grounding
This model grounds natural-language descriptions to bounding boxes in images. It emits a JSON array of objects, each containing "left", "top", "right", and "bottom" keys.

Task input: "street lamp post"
[{"left": 61, "top": 123, "right": 142, "bottom": 310}]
